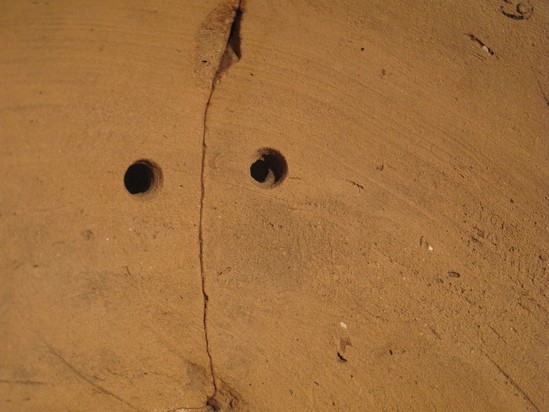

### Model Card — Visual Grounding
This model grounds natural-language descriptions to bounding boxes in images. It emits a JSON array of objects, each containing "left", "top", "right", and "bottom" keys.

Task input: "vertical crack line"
[
  {"left": 199, "top": 88, "right": 217, "bottom": 398},
  {"left": 198, "top": 0, "right": 244, "bottom": 400}
]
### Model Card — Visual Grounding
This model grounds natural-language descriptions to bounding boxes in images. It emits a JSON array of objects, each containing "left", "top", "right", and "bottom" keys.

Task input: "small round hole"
[
  {"left": 250, "top": 148, "right": 288, "bottom": 188},
  {"left": 124, "top": 159, "right": 162, "bottom": 195},
  {"left": 250, "top": 159, "right": 269, "bottom": 183}
]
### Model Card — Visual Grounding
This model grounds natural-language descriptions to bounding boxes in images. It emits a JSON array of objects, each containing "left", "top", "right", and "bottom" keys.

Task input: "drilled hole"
[
  {"left": 250, "top": 148, "right": 288, "bottom": 188},
  {"left": 250, "top": 160, "right": 269, "bottom": 183},
  {"left": 124, "top": 160, "right": 162, "bottom": 195}
]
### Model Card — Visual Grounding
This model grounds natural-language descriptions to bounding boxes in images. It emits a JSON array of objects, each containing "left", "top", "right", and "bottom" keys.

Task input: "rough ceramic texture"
[{"left": 1, "top": 0, "right": 547, "bottom": 411}]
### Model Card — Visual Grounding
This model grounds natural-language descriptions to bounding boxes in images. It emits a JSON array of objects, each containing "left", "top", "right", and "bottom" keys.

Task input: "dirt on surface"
[{"left": 1, "top": 0, "right": 548, "bottom": 411}]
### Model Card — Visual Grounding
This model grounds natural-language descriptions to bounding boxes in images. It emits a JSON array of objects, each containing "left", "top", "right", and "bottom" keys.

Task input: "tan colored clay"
[{"left": 1, "top": 0, "right": 547, "bottom": 411}]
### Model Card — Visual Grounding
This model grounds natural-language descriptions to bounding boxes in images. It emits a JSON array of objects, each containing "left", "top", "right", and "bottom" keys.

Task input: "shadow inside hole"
[
  {"left": 124, "top": 160, "right": 161, "bottom": 195},
  {"left": 250, "top": 159, "right": 269, "bottom": 183},
  {"left": 250, "top": 148, "right": 288, "bottom": 188}
]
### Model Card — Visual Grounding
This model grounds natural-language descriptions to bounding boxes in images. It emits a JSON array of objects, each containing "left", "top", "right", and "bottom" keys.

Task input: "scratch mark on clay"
[
  {"left": 536, "top": 79, "right": 549, "bottom": 107},
  {"left": 44, "top": 343, "right": 138, "bottom": 410},
  {"left": 0, "top": 380, "right": 47, "bottom": 385},
  {"left": 346, "top": 180, "right": 364, "bottom": 190},
  {"left": 336, "top": 352, "right": 348, "bottom": 362},
  {"left": 466, "top": 34, "right": 496, "bottom": 57},
  {"left": 428, "top": 326, "right": 442, "bottom": 340},
  {"left": 488, "top": 324, "right": 507, "bottom": 344},
  {"left": 484, "top": 353, "right": 540, "bottom": 411}
]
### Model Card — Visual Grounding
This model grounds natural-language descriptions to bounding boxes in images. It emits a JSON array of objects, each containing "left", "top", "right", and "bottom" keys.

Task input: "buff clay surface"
[{"left": 1, "top": 0, "right": 547, "bottom": 411}]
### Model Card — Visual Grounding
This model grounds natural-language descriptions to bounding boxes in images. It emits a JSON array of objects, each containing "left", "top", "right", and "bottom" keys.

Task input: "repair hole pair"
[{"left": 124, "top": 148, "right": 288, "bottom": 195}]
